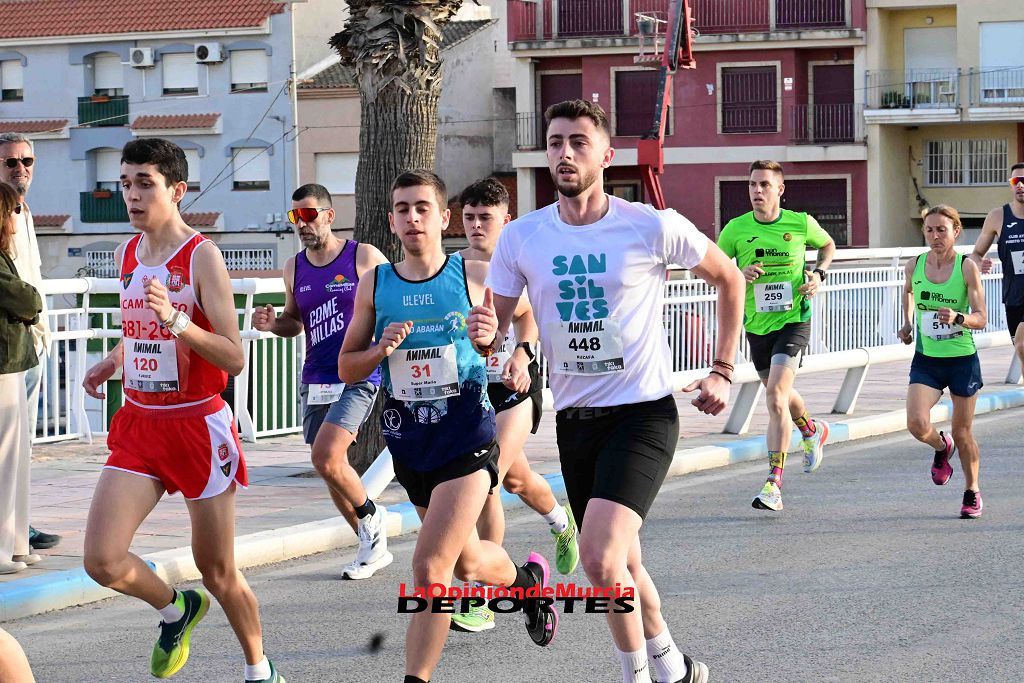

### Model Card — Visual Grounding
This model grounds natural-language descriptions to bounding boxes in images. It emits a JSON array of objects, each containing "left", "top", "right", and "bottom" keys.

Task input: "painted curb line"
[{"left": 5, "top": 386, "right": 1024, "bottom": 622}]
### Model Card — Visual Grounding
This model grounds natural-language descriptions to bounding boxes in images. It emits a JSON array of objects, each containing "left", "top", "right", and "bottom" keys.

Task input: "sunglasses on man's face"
[
  {"left": 1011, "top": 176, "right": 1024, "bottom": 188},
  {"left": 287, "top": 207, "right": 329, "bottom": 224},
  {"left": 2, "top": 157, "right": 34, "bottom": 169}
]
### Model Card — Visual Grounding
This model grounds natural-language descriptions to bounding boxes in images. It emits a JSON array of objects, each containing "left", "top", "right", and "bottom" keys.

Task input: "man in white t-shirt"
[
  {"left": 474, "top": 100, "right": 744, "bottom": 683},
  {"left": 0, "top": 132, "right": 60, "bottom": 556}
]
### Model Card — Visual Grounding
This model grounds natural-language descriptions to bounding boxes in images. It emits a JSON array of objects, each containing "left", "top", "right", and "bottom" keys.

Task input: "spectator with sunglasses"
[
  {"left": 0, "top": 133, "right": 60, "bottom": 555},
  {"left": 0, "top": 180, "right": 43, "bottom": 574},
  {"left": 970, "top": 163, "right": 1024, "bottom": 368}
]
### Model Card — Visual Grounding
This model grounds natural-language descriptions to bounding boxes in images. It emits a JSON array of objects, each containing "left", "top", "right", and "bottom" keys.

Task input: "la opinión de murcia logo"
[{"left": 397, "top": 582, "right": 636, "bottom": 615}]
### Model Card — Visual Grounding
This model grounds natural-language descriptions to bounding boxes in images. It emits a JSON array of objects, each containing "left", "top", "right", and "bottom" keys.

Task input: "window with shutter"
[
  {"left": 1, "top": 60, "right": 24, "bottom": 101},
  {"left": 720, "top": 66, "right": 777, "bottom": 134},
  {"left": 162, "top": 53, "right": 198, "bottom": 95},
  {"left": 315, "top": 153, "right": 358, "bottom": 195},
  {"left": 230, "top": 50, "right": 268, "bottom": 93},
  {"left": 233, "top": 148, "right": 270, "bottom": 190}
]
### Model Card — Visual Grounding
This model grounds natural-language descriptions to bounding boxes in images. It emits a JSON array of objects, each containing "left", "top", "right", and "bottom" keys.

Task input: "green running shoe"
[
  {"left": 150, "top": 588, "right": 210, "bottom": 679},
  {"left": 551, "top": 504, "right": 579, "bottom": 575},
  {"left": 245, "top": 659, "right": 286, "bottom": 683},
  {"left": 450, "top": 602, "right": 496, "bottom": 633}
]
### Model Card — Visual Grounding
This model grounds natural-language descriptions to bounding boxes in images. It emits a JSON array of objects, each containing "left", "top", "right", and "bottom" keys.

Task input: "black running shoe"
[
  {"left": 521, "top": 551, "right": 558, "bottom": 647},
  {"left": 654, "top": 653, "right": 710, "bottom": 683},
  {"left": 28, "top": 526, "right": 61, "bottom": 550}
]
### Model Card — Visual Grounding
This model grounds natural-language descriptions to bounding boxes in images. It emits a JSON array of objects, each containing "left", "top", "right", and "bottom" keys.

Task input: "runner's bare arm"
[
  {"left": 504, "top": 298, "right": 538, "bottom": 392},
  {"left": 339, "top": 268, "right": 400, "bottom": 383},
  {"left": 511, "top": 296, "right": 539, "bottom": 344},
  {"left": 897, "top": 258, "right": 915, "bottom": 344},
  {"left": 969, "top": 208, "right": 1001, "bottom": 273},
  {"left": 170, "top": 242, "right": 244, "bottom": 376},
  {"left": 355, "top": 242, "right": 389, "bottom": 280},
  {"left": 683, "top": 242, "right": 744, "bottom": 415},
  {"left": 253, "top": 257, "right": 303, "bottom": 337},
  {"left": 960, "top": 257, "right": 988, "bottom": 330},
  {"left": 83, "top": 243, "right": 127, "bottom": 399}
]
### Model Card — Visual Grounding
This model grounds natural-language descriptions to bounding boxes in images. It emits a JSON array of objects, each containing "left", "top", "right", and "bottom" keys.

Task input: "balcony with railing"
[
  {"left": 80, "top": 191, "right": 129, "bottom": 223},
  {"left": 77, "top": 95, "right": 129, "bottom": 127},
  {"left": 789, "top": 104, "right": 865, "bottom": 145},
  {"left": 863, "top": 69, "right": 961, "bottom": 124},
  {"left": 968, "top": 66, "right": 1024, "bottom": 111},
  {"left": 507, "top": 0, "right": 848, "bottom": 43}
]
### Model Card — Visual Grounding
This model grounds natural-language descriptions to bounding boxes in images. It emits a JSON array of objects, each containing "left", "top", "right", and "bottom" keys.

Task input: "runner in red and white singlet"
[{"left": 106, "top": 231, "right": 247, "bottom": 499}]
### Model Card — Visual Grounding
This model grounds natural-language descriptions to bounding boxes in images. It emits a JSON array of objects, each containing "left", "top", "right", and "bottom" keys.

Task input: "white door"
[{"left": 904, "top": 27, "right": 956, "bottom": 107}]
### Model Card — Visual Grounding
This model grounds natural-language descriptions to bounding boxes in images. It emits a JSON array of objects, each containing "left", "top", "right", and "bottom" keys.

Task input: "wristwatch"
[
  {"left": 953, "top": 313, "right": 965, "bottom": 326},
  {"left": 164, "top": 310, "right": 191, "bottom": 337},
  {"left": 516, "top": 341, "right": 536, "bottom": 360},
  {"left": 812, "top": 268, "right": 828, "bottom": 282}
]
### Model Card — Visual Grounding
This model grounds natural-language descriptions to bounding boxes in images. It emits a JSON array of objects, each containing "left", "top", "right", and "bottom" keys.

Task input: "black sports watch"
[
  {"left": 516, "top": 341, "right": 536, "bottom": 360},
  {"left": 953, "top": 313, "right": 965, "bottom": 326},
  {"left": 812, "top": 268, "right": 828, "bottom": 282}
]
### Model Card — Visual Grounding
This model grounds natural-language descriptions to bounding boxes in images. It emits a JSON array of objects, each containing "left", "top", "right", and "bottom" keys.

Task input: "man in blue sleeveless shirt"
[
  {"left": 340, "top": 171, "right": 557, "bottom": 683},
  {"left": 253, "top": 184, "right": 392, "bottom": 580},
  {"left": 970, "top": 162, "right": 1024, "bottom": 367}
]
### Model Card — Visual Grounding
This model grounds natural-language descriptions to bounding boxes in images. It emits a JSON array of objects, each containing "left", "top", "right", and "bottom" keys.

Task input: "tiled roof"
[
  {"left": 0, "top": 120, "right": 68, "bottom": 135},
  {"left": 32, "top": 214, "right": 69, "bottom": 227},
  {"left": 181, "top": 212, "right": 220, "bottom": 228},
  {"left": 132, "top": 114, "right": 220, "bottom": 130},
  {"left": 301, "top": 19, "right": 496, "bottom": 90},
  {"left": 0, "top": 0, "right": 284, "bottom": 39}
]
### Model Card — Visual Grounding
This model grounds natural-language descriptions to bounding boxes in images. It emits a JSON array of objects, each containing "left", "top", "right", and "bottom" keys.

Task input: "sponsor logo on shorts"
[
  {"left": 166, "top": 267, "right": 185, "bottom": 293},
  {"left": 217, "top": 443, "right": 229, "bottom": 462},
  {"left": 220, "top": 462, "right": 232, "bottom": 477},
  {"left": 473, "top": 448, "right": 488, "bottom": 459},
  {"left": 383, "top": 409, "right": 402, "bottom": 431}
]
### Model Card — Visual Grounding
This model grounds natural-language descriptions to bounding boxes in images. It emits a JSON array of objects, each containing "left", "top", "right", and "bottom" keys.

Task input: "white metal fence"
[{"left": 32, "top": 246, "right": 1013, "bottom": 445}]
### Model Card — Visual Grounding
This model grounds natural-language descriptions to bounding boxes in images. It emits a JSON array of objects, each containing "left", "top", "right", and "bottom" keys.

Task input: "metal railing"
[
  {"left": 865, "top": 69, "right": 960, "bottom": 110},
  {"left": 508, "top": 0, "right": 848, "bottom": 41},
  {"left": 516, "top": 111, "right": 546, "bottom": 150},
  {"left": 789, "top": 103, "right": 865, "bottom": 145},
  {"left": 30, "top": 246, "right": 1013, "bottom": 445},
  {"left": 77, "top": 95, "right": 129, "bottom": 127},
  {"left": 968, "top": 66, "right": 1024, "bottom": 107},
  {"left": 80, "top": 191, "right": 129, "bottom": 223}
]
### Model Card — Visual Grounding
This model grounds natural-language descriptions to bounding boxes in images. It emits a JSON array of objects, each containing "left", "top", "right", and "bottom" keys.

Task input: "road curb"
[{"left": 5, "top": 386, "right": 1024, "bottom": 622}]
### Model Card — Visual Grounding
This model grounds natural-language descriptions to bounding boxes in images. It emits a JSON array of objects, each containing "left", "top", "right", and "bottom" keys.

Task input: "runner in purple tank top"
[{"left": 252, "top": 184, "right": 393, "bottom": 580}]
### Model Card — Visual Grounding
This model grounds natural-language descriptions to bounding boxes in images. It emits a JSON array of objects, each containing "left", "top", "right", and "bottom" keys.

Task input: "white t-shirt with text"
[{"left": 487, "top": 195, "right": 709, "bottom": 410}]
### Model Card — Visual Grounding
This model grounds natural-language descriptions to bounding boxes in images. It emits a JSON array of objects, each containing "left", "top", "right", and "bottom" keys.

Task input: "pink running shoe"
[
  {"left": 522, "top": 551, "right": 558, "bottom": 646},
  {"left": 960, "top": 490, "right": 983, "bottom": 519},
  {"left": 930, "top": 431, "right": 954, "bottom": 486}
]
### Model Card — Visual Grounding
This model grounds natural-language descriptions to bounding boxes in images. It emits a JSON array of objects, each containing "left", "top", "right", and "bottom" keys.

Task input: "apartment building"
[
  {"left": 865, "top": 1, "right": 1024, "bottom": 246},
  {"left": 507, "top": 0, "right": 869, "bottom": 245}
]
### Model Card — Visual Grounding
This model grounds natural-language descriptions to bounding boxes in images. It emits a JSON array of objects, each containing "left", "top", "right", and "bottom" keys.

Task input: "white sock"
[
  {"left": 244, "top": 656, "right": 271, "bottom": 681},
  {"left": 646, "top": 627, "right": 688, "bottom": 683},
  {"left": 157, "top": 591, "right": 183, "bottom": 623},
  {"left": 618, "top": 647, "right": 652, "bottom": 683},
  {"left": 542, "top": 504, "right": 570, "bottom": 534}
]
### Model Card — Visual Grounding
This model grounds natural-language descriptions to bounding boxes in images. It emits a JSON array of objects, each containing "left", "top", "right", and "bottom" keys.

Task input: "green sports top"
[
  {"left": 717, "top": 209, "right": 832, "bottom": 336},
  {"left": 912, "top": 253, "right": 975, "bottom": 358}
]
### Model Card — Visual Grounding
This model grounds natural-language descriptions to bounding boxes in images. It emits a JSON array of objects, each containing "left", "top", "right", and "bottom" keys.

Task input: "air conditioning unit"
[
  {"left": 129, "top": 47, "right": 154, "bottom": 68},
  {"left": 195, "top": 43, "right": 224, "bottom": 63}
]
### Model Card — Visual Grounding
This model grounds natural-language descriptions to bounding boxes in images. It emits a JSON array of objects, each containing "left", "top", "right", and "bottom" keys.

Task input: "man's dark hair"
[
  {"left": 391, "top": 170, "right": 447, "bottom": 208},
  {"left": 121, "top": 138, "right": 188, "bottom": 187},
  {"left": 1011, "top": 162, "right": 1024, "bottom": 174},
  {"left": 544, "top": 99, "right": 611, "bottom": 138},
  {"left": 750, "top": 159, "right": 785, "bottom": 179},
  {"left": 292, "top": 183, "right": 333, "bottom": 206},
  {"left": 459, "top": 177, "right": 509, "bottom": 209}
]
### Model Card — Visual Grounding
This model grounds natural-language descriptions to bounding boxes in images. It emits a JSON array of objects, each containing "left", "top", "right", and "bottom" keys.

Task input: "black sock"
[
  {"left": 511, "top": 562, "right": 539, "bottom": 589},
  {"left": 404, "top": 676, "right": 428, "bottom": 683},
  {"left": 355, "top": 498, "right": 376, "bottom": 519}
]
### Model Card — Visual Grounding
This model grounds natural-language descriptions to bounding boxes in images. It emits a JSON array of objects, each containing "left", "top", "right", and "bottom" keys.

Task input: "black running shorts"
[
  {"left": 487, "top": 361, "right": 543, "bottom": 434},
  {"left": 555, "top": 394, "right": 679, "bottom": 528},
  {"left": 1006, "top": 305, "right": 1024, "bottom": 341},
  {"left": 393, "top": 441, "right": 500, "bottom": 508},
  {"left": 745, "top": 320, "right": 811, "bottom": 376}
]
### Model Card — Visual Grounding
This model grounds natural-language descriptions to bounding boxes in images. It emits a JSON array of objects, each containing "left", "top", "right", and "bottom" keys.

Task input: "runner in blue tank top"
[
  {"left": 340, "top": 171, "right": 558, "bottom": 683},
  {"left": 252, "top": 184, "right": 393, "bottom": 580},
  {"left": 970, "top": 161, "right": 1024, "bottom": 370}
]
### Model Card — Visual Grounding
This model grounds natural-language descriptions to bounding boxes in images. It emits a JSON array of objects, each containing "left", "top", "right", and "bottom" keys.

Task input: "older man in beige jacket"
[{"left": 0, "top": 132, "right": 60, "bottom": 555}]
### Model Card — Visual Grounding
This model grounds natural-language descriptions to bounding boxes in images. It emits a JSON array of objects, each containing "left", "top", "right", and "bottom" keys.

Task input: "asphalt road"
[{"left": 10, "top": 410, "right": 1024, "bottom": 683}]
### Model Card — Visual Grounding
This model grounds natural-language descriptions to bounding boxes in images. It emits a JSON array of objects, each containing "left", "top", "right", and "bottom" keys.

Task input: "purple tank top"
[{"left": 294, "top": 240, "right": 381, "bottom": 386}]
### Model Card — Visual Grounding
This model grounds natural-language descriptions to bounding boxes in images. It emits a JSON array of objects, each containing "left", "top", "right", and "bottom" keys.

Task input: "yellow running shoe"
[{"left": 150, "top": 588, "right": 210, "bottom": 678}]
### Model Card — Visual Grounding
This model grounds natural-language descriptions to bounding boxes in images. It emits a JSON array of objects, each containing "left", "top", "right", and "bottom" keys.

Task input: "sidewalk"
[{"left": 4, "top": 346, "right": 1021, "bottom": 608}]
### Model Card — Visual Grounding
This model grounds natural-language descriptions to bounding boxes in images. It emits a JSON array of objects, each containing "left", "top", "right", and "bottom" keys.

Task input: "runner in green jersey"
[
  {"left": 717, "top": 160, "right": 836, "bottom": 511},
  {"left": 898, "top": 205, "right": 987, "bottom": 519}
]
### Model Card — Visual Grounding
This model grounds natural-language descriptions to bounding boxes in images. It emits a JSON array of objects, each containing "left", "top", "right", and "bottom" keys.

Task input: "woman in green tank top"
[{"left": 897, "top": 205, "right": 987, "bottom": 519}]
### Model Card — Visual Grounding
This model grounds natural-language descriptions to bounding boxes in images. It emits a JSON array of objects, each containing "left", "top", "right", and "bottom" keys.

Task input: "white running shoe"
[
  {"left": 801, "top": 419, "right": 829, "bottom": 473},
  {"left": 751, "top": 480, "right": 783, "bottom": 511},
  {"left": 342, "top": 505, "right": 393, "bottom": 580}
]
